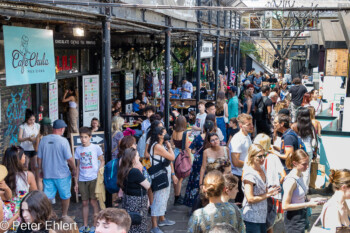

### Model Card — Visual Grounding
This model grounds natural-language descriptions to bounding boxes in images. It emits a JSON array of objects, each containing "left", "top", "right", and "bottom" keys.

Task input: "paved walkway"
[{"left": 53, "top": 180, "right": 333, "bottom": 232}]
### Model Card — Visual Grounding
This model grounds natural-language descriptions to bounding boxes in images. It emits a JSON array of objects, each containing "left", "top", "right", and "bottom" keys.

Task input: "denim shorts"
[{"left": 43, "top": 176, "right": 72, "bottom": 200}]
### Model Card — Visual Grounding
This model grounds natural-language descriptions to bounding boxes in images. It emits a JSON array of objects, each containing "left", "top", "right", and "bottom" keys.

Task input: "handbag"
[
  {"left": 147, "top": 143, "right": 169, "bottom": 192},
  {"left": 174, "top": 131, "right": 192, "bottom": 179},
  {"left": 123, "top": 175, "right": 144, "bottom": 225}
]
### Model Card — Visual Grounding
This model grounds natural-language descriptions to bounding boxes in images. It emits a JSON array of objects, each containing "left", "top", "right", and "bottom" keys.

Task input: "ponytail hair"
[
  {"left": 203, "top": 120, "right": 215, "bottom": 149},
  {"left": 329, "top": 169, "right": 350, "bottom": 190},
  {"left": 203, "top": 170, "right": 225, "bottom": 198},
  {"left": 285, "top": 149, "right": 309, "bottom": 169}
]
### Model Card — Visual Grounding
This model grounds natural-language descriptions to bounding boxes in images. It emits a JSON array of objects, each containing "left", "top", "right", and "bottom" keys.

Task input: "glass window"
[{"left": 55, "top": 49, "right": 79, "bottom": 75}]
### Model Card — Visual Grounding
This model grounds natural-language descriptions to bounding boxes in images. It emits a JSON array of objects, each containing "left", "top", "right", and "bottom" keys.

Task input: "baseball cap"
[
  {"left": 229, "top": 86, "right": 237, "bottom": 93},
  {"left": 40, "top": 117, "right": 52, "bottom": 125},
  {"left": 53, "top": 119, "right": 67, "bottom": 129}
]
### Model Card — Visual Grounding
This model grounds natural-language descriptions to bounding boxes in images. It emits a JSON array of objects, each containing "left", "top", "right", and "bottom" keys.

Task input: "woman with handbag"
[
  {"left": 117, "top": 148, "right": 150, "bottom": 233},
  {"left": 242, "top": 144, "right": 280, "bottom": 233},
  {"left": 171, "top": 116, "right": 190, "bottom": 206},
  {"left": 314, "top": 169, "right": 350, "bottom": 232},
  {"left": 183, "top": 120, "right": 215, "bottom": 208},
  {"left": 147, "top": 127, "right": 176, "bottom": 233},
  {"left": 282, "top": 149, "right": 325, "bottom": 233}
]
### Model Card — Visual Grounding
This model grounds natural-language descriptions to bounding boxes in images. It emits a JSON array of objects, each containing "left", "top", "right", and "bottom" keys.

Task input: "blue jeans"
[{"left": 244, "top": 221, "right": 267, "bottom": 233}]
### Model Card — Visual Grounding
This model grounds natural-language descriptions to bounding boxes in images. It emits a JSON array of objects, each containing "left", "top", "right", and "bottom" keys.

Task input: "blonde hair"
[
  {"left": 111, "top": 116, "right": 125, "bottom": 133},
  {"left": 308, "top": 106, "right": 316, "bottom": 120},
  {"left": 285, "top": 149, "right": 309, "bottom": 169},
  {"left": 203, "top": 170, "right": 225, "bottom": 198},
  {"left": 246, "top": 144, "right": 265, "bottom": 166},
  {"left": 253, "top": 133, "right": 271, "bottom": 152},
  {"left": 329, "top": 169, "right": 350, "bottom": 190},
  {"left": 274, "top": 100, "right": 288, "bottom": 114},
  {"left": 237, "top": 113, "right": 252, "bottom": 126}
]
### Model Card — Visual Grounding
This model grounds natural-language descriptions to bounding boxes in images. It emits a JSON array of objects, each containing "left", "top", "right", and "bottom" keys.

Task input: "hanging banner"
[
  {"left": 49, "top": 80, "right": 59, "bottom": 123},
  {"left": 125, "top": 72, "right": 134, "bottom": 101},
  {"left": 200, "top": 41, "right": 213, "bottom": 59},
  {"left": 83, "top": 75, "right": 100, "bottom": 127},
  {"left": 3, "top": 26, "right": 55, "bottom": 86}
]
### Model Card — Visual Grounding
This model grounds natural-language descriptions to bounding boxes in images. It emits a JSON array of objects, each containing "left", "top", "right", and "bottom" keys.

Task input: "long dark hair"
[
  {"left": 205, "top": 114, "right": 217, "bottom": 130},
  {"left": 117, "top": 148, "right": 137, "bottom": 189},
  {"left": 68, "top": 86, "right": 77, "bottom": 97},
  {"left": 146, "top": 120, "right": 162, "bottom": 140},
  {"left": 117, "top": 136, "right": 136, "bottom": 159},
  {"left": 296, "top": 107, "right": 313, "bottom": 138},
  {"left": 23, "top": 109, "right": 35, "bottom": 124},
  {"left": 2, "top": 146, "right": 27, "bottom": 194},
  {"left": 174, "top": 116, "right": 187, "bottom": 132},
  {"left": 20, "top": 190, "right": 53, "bottom": 226},
  {"left": 40, "top": 124, "right": 53, "bottom": 136},
  {"left": 203, "top": 120, "right": 215, "bottom": 149},
  {"left": 147, "top": 127, "right": 165, "bottom": 154}
]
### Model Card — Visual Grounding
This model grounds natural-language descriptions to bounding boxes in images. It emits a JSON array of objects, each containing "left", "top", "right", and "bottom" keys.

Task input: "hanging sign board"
[
  {"left": 49, "top": 80, "right": 59, "bottom": 123},
  {"left": 70, "top": 131, "right": 105, "bottom": 156},
  {"left": 3, "top": 26, "right": 55, "bottom": 86},
  {"left": 125, "top": 72, "right": 134, "bottom": 101},
  {"left": 200, "top": 41, "right": 213, "bottom": 59},
  {"left": 82, "top": 75, "right": 100, "bottom": 127}
]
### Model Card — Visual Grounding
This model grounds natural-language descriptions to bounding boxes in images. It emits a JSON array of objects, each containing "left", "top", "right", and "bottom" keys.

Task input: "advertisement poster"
[
  {"left": 3, "top": 26, "right": 55, "bottom": 86},
  {"left": 83, "top": 75, "right": 100, "bottom": 126},
  {"left": 48, "top": 81, "right": 58, "bottom": 123},
  {"left": 125, "top": 72, "right": 134, "bottom": 100}
]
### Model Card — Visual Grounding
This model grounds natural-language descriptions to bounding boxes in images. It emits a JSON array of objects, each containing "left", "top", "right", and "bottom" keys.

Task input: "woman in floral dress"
[{"left": 183, "top": 120, "right": 215, "bottom": 207}]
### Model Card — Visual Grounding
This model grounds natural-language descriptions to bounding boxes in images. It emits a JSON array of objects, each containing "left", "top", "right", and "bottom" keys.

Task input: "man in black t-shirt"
[
  {"left": 289, "top": 78, "right": 307, "bottom": 122},
  {"left": 254, "top": 85, "right": 272, "bottom": 136},
  {"left": 275, "top": 114, "right": 299, "bottom": 173}
]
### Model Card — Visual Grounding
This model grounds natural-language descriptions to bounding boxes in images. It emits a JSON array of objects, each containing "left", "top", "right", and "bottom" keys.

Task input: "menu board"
[
  {"left": 83, "top": 75, "right": 100, "bottom": 126},
  {"left": 125, "top": 72, "right": 134, "bottom": 100},
  {"left": 49, "top": 81, "right": 58, "bottom": 123}
]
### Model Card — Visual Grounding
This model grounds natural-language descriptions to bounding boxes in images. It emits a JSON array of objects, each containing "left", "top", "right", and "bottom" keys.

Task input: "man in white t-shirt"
[
  {"left": 230, "top": 113, "right": 254, "bottom": 204},
  {"left": 192, "top": 100, "right": 207, "bottom": 136}
]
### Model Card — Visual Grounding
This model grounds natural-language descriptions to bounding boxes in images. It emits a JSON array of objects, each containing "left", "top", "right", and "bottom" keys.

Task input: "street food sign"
[{"left": 3, "top": 26, "right": 55, "bottom": 86}]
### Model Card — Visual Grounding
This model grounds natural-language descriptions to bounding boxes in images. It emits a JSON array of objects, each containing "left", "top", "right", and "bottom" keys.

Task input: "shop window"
[{"left": 55, "top": 49, "right": 79, "bottom": 75}]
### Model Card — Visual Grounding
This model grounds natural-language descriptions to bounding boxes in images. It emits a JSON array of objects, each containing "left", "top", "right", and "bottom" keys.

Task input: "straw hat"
[{"left": 0, "top": 165, "right": 8, "bottom": 182}]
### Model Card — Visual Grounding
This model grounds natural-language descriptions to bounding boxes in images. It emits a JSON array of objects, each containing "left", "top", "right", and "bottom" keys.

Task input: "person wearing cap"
[
  {"left": 37, "top": 119, "right": 76, "bottom": 218},
  {"left": 228, "top": 86, "right": 239, "bottom": 121},
  {"left": 181, "top": 79, "right": 193, "bottom": 99}
]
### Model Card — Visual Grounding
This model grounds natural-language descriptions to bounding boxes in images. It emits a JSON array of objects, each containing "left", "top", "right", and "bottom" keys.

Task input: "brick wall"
[{"left": 0, "top": 81, "right": 32, "bottom": 152}]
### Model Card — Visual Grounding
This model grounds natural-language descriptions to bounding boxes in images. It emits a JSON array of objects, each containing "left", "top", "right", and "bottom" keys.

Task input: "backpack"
[
  {"left": 174, "top": 131, "right": 192, "bottom": 179},
  {"left": 255, "top": 96, "right": 268, "bottom": 120},
  {"left": 281, "top": 129, "right": 306, "bottom": 152},
  {"left": 104, "top": 158, "right": 120, "bottom": 194}
]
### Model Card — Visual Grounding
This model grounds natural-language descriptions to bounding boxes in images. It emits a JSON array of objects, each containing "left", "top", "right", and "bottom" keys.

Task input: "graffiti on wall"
[{"left": 4, "top": 89, "right": 29, "bottom": 145}]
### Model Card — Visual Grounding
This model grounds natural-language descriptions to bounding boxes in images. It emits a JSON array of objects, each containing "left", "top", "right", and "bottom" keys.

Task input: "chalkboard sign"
[{"left": 70, "top": 131, "right": 105, "bottom": 156}]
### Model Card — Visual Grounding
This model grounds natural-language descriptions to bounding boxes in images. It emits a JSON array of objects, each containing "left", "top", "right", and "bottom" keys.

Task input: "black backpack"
[{"left": 255, "top": 96, "right": 268, "bottom": 120}]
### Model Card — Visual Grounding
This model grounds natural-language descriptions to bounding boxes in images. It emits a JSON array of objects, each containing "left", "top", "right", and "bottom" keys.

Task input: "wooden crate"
[{"left": 325, "top": 49, "right": 349, "bottom": 77}]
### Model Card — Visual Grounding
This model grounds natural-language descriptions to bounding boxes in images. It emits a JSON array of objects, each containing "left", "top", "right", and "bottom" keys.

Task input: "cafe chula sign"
[{"left": 3, "top": 26, "right": 55, "bottom": 86}]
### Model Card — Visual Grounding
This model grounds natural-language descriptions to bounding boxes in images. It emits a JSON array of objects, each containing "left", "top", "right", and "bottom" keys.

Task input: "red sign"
[
  {"left": 55, "top": 55, "right": 77, "bottom": 71},
  {"left": 38, "top": 113, "right": 43, "bottom": 121}
]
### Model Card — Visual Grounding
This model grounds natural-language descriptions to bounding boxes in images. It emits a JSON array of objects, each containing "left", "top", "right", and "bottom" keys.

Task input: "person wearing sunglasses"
[{"left": 242, "top": 144, "right": 280, "bottom": 233}]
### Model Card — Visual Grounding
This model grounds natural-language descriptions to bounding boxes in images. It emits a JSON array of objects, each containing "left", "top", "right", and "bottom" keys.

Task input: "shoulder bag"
[
  {"left": 174, "top": 131, "right": 192, "bottom": 179},
  {"left": 123, "top": 174, "right": 144, "bottom": 225},
  {"left": 147, "top": 143, "right": 169, "bottom": 192}
]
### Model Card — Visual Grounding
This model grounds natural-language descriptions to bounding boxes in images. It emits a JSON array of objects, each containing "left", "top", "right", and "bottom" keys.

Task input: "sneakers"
[
  {"left": 89, "top": 226, "right": 95, "bottom": 233},
  {"left": 174, "top": 196, "right": 184, "bottom": 206},
  {"left": 158, "top": 219, "right": 176, "bottom": 226},
  {"left": 150, "top": 227, "right": 164, "bottom": 233},
  {"left": 79, "top": 226, "right": 90, "bottom": 233}
]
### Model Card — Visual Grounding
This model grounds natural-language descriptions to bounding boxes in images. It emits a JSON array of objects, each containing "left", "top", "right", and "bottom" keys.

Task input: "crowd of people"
[{"left": 0, "top": 71, "right": 349, "bottom": 233}]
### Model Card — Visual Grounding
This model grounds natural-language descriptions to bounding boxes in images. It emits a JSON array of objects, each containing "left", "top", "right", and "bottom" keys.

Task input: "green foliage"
[{"left": 240, "top": 41, "right": 260, "bottom": 59}]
